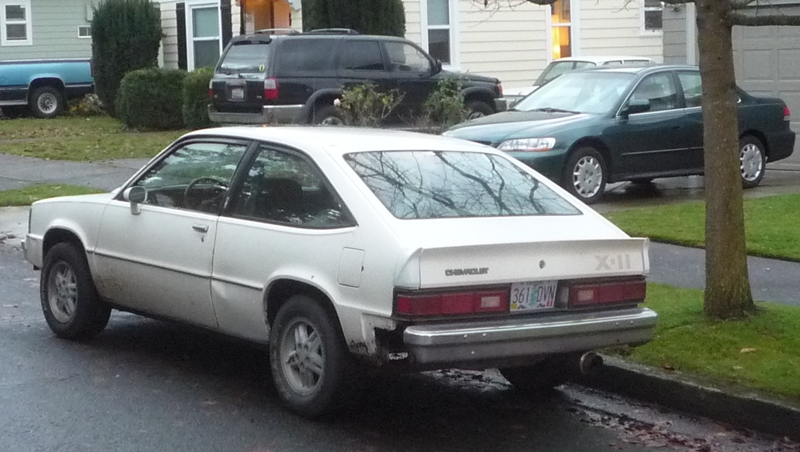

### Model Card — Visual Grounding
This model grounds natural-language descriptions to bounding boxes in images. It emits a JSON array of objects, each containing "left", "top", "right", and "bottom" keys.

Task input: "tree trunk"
[{"left": 695, "top": 0, "right": 754, "bottom": 318}]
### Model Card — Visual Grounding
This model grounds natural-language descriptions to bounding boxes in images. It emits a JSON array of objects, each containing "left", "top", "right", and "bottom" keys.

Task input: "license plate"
[
  {"left": 510, "top": 280, "right": 558, "bottom": 312},
  {"left": 230, "top": 88, "right": 244, "bottom": 101}
]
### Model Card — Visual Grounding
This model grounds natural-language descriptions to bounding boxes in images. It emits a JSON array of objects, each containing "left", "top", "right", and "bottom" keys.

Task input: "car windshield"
[
  {"left": 344, "top": 150, "right": 580, "bottom": 219},
  {"left": 515, "top": 72, "right": 636, "bottom": 114},
  {"left": 218, "top": 42, "right": 270, "bottom": 75}
]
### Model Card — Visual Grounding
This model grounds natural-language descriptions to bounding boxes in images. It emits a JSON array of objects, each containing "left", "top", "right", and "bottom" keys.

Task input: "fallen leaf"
[
  {"left": 662, "top": 365, "right": 675, "bottom": 371},
  {"left": 740, "top": 347, "right": 757, "bottom": 353}
]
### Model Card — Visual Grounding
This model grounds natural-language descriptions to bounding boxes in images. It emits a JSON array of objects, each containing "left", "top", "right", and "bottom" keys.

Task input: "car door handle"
[{"left": 192, "top": 224, "right": 209, "bottom": 233}]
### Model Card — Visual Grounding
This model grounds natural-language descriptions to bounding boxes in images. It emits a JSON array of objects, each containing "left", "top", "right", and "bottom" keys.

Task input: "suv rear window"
[
  {"left": 344, "top": 150, "right": 580, "bottom": 219},
  {"left": 275, "top": 39, "right": 338, "bottom": 75},
  {"left": 218, "top": 42, "right": 270, "bottom": 75}
]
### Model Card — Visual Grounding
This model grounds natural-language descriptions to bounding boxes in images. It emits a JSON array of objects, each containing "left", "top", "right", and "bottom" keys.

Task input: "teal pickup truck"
[{"left": 0, "top": 59, "right": 94, "bottom": 118}]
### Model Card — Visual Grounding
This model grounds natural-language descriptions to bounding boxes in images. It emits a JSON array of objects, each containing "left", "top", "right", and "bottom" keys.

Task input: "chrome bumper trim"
[{"left": 207, "top": 104, "right": 304, "bottom": 125}]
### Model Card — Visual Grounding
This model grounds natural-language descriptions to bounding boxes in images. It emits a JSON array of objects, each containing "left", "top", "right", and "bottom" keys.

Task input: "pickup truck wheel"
[
  {"left": 40, "top": 243, "right": 111, "bottom": 340},
  {"left": 30, "top": 86, "right": 64, "bottom": 119},
  {"left": 500, "top": 357, "right": 572, "bottom": 393},
  {"left": 270, "top": 294, "right": 351, "bottom": 418},
  {"left": 313, "top": 105, "right": 345, "bottom": 126},
  {"left": 739, "top": 135, "right": 766, "bottom": 189},
  {"left": 465, "top": 100, "right": 494, "bottom": 120}
]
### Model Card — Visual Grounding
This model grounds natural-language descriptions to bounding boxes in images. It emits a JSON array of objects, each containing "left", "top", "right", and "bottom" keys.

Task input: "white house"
[{"left": 154, "top": 0, "right": 663, "bottom": 88}]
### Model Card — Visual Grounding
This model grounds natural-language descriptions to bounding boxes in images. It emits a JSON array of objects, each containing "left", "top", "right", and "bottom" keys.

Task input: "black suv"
[{"left": 208, "top": 29, "right": 503, "bottom": 125}]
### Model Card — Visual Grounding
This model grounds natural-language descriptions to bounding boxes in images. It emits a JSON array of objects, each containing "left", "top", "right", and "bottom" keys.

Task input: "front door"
[
  {"left": 383, "top": 40, "right": 438, "bottom": 120},
  {"left": 92, "top": 139, "right": 249, "bottom": 327}
]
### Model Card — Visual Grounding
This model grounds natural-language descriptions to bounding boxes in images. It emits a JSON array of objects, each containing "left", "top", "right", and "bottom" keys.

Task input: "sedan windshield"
[
  {"left": 345, "top": 151, "right": 580, "bottom": 219},
  {"left": 515, "top": 72, "right": 636, "bottom": 114}
]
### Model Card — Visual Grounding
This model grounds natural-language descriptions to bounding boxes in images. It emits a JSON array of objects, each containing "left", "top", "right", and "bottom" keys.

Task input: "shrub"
[
  {"left": 182, "top": 68, "right": 214, "bottom": 130},
  {"left": 423, "top": 79, "right": 467, "bottom": 131},
  {"left": 338, "top": 83, "right": 403, "bottom": 127},
  {"left": 69, "top": 94, "right": 105, "bottom": 117},
  {"left": 92, "top": 0, "right": 162, "bottom": 116},
  {"left": 116, "top": 68, "right": 187, "bottom": 130},
  {"left": 303, "top": 0, "right": 405, "bottom": 37}
]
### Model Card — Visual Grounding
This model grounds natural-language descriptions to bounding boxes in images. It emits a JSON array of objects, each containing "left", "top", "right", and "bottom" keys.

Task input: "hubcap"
[
  {"left": 280, "top": 318, "right": 325, "bottom": 396},
  {"left": 37, "top": 93, "right": 58, "bottom": 115},
  {"left": 740, "top": 142, "right": 763, "bottom": 182},
  {"left": 467, "top": 110, "right": 485, "bottom": 120},
  {"left": 320, "top": 116, "right": 344, "bottom": 126},
  {"left": 47, "top": 261, "right": 77, "bottom": 323},
  {"left": 572, "top": 156, "right": 603, "bottom": 198}
]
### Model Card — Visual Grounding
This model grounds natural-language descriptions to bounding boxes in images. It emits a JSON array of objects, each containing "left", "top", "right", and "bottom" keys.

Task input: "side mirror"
[
  {"left": 432, "top": 59, "right": 442, "bottom": 75},
  {"left": 621, "top": 99, "right": 651, "bottom": 117},
  {"left": 123, "top": 186, "right": 147, "bottom": 215}
]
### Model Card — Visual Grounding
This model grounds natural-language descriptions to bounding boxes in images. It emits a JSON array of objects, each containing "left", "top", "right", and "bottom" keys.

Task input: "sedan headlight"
[{"left": 498, "top": 137, "right": 556, "bottom": 152}]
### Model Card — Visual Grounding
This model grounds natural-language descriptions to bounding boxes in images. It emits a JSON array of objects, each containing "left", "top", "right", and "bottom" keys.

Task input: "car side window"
[
  {"left": 384, "top": 41, "right": 431, "bottom": 73},
  {"left": 229, "top": 146, "right": 353, "bottom": 228},
  {"left": 678, "top": 72, "right": 702, "bottom": 108},
  {"left": 133, "top": 141, "right": 248, "bottom": 214},
  {"left": 339, "top": 41, "right": 385, "bottom": 71},
  {"left": 630, "top": 73, "right": 679, "bottom": 112}
]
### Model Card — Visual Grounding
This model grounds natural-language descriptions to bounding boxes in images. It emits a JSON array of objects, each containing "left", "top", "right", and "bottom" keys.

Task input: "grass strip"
[
  {"left": 605, "top": 194, "right": 800, "bottom": 262},
  {"left": 0, "top": 184, "right": 104, "bottom": 207},
  {"left": 621, "top": 284, "right": 800, "bottom": 400}
]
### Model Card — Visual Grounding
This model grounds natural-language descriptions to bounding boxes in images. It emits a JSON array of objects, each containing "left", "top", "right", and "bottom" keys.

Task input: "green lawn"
[
  {"left": 605, "top": 194, "right": 800, "bottom": 262},
  {"left": 0, "top": 184, "right": 104, "bottom": 206},
  {"left": 622, "top": 284, "right": 800, "bottom": 400},
  {"left": 0, "top": 116, "right": 185, "bottom": 161}
]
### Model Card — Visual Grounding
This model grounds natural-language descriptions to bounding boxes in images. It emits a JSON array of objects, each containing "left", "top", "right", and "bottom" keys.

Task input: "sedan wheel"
[
  {"left": 47, "top": 261, "right": 78, "bottom": 323},
  {"left": 739, "top": 135, "right": 766, "bottom": 188},
  {"left": 563, "top": 147, "right": 607, "bottom": 204},
  {"left": 279, "top": 317, "right": 326, "bottom": 396}
]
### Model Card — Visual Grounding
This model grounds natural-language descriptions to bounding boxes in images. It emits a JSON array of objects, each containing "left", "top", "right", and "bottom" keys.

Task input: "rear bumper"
[
  {"left": 403, "top": 307, "right": 657, "bottom": 367},
  {"left": 208, "top": 104, "right": 305, "bottom": 125},
  {"left": 766, "top": 129, "right": 796, "bottom": 162}
]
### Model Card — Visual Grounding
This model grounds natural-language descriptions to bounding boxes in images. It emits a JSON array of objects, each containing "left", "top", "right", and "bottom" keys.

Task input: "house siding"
[
  {"left": 577, "top": 0, "right": 662, "bottom": 62},
  {"left": 662, "top": 4, "right": 686, "bottom": 64},
  {"left": 1, "top": 0, "right": 94, "bottom": 60}
]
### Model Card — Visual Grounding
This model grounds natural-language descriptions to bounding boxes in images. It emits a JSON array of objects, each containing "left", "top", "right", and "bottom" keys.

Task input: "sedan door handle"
[{"left": 192, "top": 224, "right": 209, "bottom": 233}]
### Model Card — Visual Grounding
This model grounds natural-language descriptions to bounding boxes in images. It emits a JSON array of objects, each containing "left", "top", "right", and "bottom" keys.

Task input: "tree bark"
[{"left": 695, "top": 0, "right": 755, "bottom": 318}]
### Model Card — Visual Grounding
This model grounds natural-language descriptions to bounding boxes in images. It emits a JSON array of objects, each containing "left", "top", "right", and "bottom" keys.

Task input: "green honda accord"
[{"left": 444, "top": 65, "right": 795, "bottom": 204}]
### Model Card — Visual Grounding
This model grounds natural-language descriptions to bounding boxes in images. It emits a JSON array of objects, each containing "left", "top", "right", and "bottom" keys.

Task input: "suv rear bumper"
[
  {"left": 208, "top": 104, "right": 305, "bottom": 125},
  {"left": 403, "top": 307, "right": 657, "bottom": 367}
]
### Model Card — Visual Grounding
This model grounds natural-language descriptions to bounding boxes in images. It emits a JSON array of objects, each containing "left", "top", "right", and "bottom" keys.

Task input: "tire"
[
  {"left": 30, "top": 86, "right": 65, "bottom": 119},
  {"left": 499, "top": 356, "right": 573, "bottom": 393},
  {"left": 465, "top": 100, "right": 494, "bottom": 120},
  {"left": 269, "top": 294, "right": 352, "bottom": 418},
  {"left": 739, "top": 135, "right": 766, "bottom": 189},
  {"left": 313, "top": 105, "right": 346, "bottom": 126},
  {"left": 40, "top": 243, "right": 111, "bottom": 340},
  {"left": 562, "top": 146, "right": 608, "bottom": 204}
]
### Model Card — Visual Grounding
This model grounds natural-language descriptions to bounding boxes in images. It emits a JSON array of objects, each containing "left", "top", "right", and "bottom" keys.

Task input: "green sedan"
[{"left": 444, "top": 65, "right": 795, "bottom": 204}]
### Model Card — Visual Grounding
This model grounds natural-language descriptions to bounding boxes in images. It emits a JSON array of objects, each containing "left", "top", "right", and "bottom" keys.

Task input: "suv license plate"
[
  {"left": 510, "top": 280, "right": 558, "bottom": 312},
  {"left": 230, "top": 88, "right": 244, "bottom": 101}
]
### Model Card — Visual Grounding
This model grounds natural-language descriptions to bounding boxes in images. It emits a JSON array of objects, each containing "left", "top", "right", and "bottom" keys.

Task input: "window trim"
[
  {"left": 419, "top": 0, "right": 460, "bottom": 69},
  {"left": 1, "top": 0, "right": 33, "bottom": 46},
  {"left": 78, "top": 25, "right": 91, "bottom": 39},
  {"left": 641, "top": 0, "right": 664, "bottom": 34},
  {"left": 185, "top": 1, "right": 223, "bottom": 71}
]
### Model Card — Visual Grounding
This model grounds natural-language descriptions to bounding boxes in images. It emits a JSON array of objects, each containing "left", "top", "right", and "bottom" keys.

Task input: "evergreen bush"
[
  {"left": 91, "top": 0, "right": 162, "bottom": 116},
  {"left": 116, "top": 68, "right": 187, "bottom": 130},
  {"left": 303, "top": 0, "right": 405, "bottom": 37},
  {"left": 182, "top": 68, "right": 214, "bottom": 130}
]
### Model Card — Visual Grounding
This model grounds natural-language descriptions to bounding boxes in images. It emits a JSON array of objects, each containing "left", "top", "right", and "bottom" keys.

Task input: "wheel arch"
[
  {"left": 264, "top": 278, "right": 342, "bottom": 332},
  {"left": 740, "top": 129, "right": 770, "bottom": 158},
  {"left": 28, "top": 78, "right": 66, "bottom": 98},
  {"left": 565, "top": 137, "right": 614, "bottom": 177},
  {"left": 461, "top": 88, "right": 496, "bottom": 112},
  {"left": 42, "top": 227, "right": 87, "bottom": 260},
  {"left": 304, "top": 89, "right": 343, "bottom": 123}
]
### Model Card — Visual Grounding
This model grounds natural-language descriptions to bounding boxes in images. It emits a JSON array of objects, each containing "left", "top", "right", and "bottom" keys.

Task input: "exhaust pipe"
[{"left": 578, "top": 352, "right": 603, "bottom": 375}]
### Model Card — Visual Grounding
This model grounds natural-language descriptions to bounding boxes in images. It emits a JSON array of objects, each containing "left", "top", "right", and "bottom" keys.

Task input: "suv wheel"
[
  {"left": 465, "top": 100, "right": 494, "bottom": 120},
  {"left": 314, "top": 105, "right": 346, "bottom": 126}
]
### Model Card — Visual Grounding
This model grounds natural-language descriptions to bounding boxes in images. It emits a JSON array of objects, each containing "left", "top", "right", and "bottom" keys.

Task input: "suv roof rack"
[
  {"left": 254, "top": 28, "right": 301, "bottom": 35},
  {"left": 305, "top": 28, "right": 360, "bottom": 35}
]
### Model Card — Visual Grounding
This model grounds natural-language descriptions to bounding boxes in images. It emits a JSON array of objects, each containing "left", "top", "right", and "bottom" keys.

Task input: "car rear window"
[
  {"left": 218, "top": 42, "right": 271, "bottom": 75},
  {"left": 344, "top": 151, "right": 580, "bottom": 219}
]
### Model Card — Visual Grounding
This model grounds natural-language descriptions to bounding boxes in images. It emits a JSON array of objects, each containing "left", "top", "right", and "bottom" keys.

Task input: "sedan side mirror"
[
  {"left": 621, "top": 99, "right": 651, "bottom": 117},
  {"left": 123, "top": 186, "right": 147, "bottom": 215}
]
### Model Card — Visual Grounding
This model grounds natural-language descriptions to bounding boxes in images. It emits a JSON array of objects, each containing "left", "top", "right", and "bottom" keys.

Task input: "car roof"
[
  {"left": 549, "top": 56, "right": 656, "bottom": 64},
  {"left": 574, "top": 64, "right": 697, "bottom": 75},
  {"left": 184, "top": 126, "right": 494, "bottom": 157}
]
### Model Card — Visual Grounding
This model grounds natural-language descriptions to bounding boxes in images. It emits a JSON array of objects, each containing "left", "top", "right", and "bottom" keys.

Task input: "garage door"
[{"left": 732, "top": 24, "right": 800, "bottom": 167}]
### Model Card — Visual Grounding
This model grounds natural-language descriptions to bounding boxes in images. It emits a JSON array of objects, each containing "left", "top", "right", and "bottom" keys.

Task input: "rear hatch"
[{"left": 210, "top": 36, "right": 273, "bottom": 113}]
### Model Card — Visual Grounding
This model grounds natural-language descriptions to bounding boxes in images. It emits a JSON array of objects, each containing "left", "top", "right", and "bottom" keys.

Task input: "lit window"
[
  {"left": 643, "top": 0, "right": 663, "bottom": 32},
  {"left": 551, "top": 0, "right": 571, "bottom": 60},
  {"left": 1, "top": 1, "right": 32, "bottom": 46}
]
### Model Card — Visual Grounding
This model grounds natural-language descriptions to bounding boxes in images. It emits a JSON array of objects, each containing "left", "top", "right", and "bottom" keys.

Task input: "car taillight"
[
  {"left": 208, "top": 79, "right": 213, "bottom": 99},
  {"left": 784, "top": 105, "right": 791, "bottom": 121},
  {"left": 565, "top": 278, "right": 646, "bottom": 307},
  {"left": 264, "top": 77, "right": 279, "bottom": 100},
  {"left": 395, "top": 290, "right": 508, "bottom": 318},
  {"left": 498, "top": 83, "right": 503, "bottom": 96}
]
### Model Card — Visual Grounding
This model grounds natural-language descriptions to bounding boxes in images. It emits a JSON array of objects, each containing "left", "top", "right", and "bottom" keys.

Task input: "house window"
[
  {"left": 190, "top": 5, "right": 221, "bottom": 69},
  {"left": 643, "top": 0, "right": 663, "bottom": 32},
  {"left": 78, "top": 25, "right": 91, "bottom": 38},
  {"left": 551, "top": 0, "right": 571, "bottom": 60},
  {"left": 1, "top": 0, "right": 32, "bottom": 46},
  {"left": 426, "top": 0, "right": 451, "bottom": 64}
]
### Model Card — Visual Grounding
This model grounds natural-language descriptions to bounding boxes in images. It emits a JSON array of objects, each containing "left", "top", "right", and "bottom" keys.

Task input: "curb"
[{"left": 577, "top": 355, "right": 800, "bottom": 441}]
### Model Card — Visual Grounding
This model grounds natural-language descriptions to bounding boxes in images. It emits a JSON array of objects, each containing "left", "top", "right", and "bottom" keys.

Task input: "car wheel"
[
  {"left": 562, "top": 146, "right": 607, "bottom": 204},
  {"left": 314, "top": 105, "right": 346, "bottom": 126},
  {"left": 465, "top": 100, "right": 494, "bottom": 120},
  {"left": 739, "top": 135, "right": 766, "bottom": 189},
  {"left": 500, "top": 356, "right": 572, "bottom": 393},
  {"left": 269, "top": 294, "right": 352, "bottom": 418},
  {"left": 40, "top": 242, "right": 111, "bottom": 340},
  {"left": 30, "top": 86, "right": 65, "bottom": 119}
]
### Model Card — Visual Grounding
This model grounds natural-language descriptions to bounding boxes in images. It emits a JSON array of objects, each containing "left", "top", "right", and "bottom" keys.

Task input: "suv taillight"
[
  {"left": 264, "top": 77, "right": 279, "bottom": 100},
  {"left": 784, "top": 105, "right": 791, "bottom": 121}
]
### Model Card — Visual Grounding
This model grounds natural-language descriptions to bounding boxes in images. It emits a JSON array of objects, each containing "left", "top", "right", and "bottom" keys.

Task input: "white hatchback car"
[{"left": 23, "top": 127, "right": 656, "bottom": 417}]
